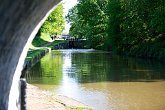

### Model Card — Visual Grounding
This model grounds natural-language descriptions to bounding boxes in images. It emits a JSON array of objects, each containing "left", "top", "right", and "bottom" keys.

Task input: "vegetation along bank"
[
  {"left": 23, "top": 3, "right": 66, "bottom": 71},
  {"left": 66, "top": 0, "right": 165, "bottom": 62}
]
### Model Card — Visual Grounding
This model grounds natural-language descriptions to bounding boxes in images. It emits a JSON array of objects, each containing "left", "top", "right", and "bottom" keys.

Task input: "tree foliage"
[
  {"left": 67, "top": 0, "right": 165, "bottom": 61},
  {"left": 38, "top": 3, "right": 65, "bottom": 36},
  {"left": 107, "top": 0, "right": 165, "bottom": 61},
  {"left": 66, "top": 0, "right": 108, "bottom": 48}
]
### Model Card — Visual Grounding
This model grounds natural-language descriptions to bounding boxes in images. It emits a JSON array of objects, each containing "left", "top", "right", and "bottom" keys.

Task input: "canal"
[{"left": 26, "top": 49, "right": 165, "bottom": 110}]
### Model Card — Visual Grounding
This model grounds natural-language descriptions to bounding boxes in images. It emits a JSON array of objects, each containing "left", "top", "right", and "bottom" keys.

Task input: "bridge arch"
[{"left": 0, "top": 0, "right": 61, "bottom": 109}]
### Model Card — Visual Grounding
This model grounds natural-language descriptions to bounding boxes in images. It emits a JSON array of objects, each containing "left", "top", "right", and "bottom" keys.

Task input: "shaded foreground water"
[{"left": 26, "top": 49, "right": 165, "bottom": 110}]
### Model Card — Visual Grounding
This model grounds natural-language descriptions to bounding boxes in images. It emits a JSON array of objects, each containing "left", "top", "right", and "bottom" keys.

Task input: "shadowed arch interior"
[{"left": 0, "top": 0, "right": 61, "bottom": 109}]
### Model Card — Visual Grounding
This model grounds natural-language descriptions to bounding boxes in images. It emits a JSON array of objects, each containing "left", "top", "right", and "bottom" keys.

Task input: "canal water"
[{"left": 26, "top": 49, "right": 165, "bottom": 110}]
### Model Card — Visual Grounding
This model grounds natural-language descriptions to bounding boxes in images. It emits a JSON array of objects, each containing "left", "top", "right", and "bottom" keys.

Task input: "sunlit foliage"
[
  {"left": 38, "top": 3, "right": 65, "bottom": 36},
  {"left": 67, "top": 0, "right": 165, "bottom": 61}
]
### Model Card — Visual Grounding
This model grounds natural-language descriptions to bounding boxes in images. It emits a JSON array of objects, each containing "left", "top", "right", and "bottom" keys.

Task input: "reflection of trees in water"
[
  {"left": 26, "top": 50, "right": 165, "bottom": 84},
  {"left": 26, "top": 52, "right": 63, "bottom": 85},
  {"left": 71, "top": 52, "right": 165, "bottom": 83}
]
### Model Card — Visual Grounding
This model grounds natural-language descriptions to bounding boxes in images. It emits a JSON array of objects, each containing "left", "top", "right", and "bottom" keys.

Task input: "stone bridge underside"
[{"left": 0, "top": 0, "right": 61, "bottom": 109}]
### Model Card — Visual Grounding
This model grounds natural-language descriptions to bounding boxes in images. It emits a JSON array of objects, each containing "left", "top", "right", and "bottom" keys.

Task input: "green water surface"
[{"left": 26, "top": 49, "right": 165, "bottom": 110}]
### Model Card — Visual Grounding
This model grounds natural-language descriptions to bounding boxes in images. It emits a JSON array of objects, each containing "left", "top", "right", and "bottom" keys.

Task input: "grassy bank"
[
  {"left": 25, "top": 47, "right": 48, "bottom": 69},
  {"left": 24, "top": 39, "right": 65, "bottom": 69},
  {"left": 32, "top": 33, "right": 51, "bottom": 47}
]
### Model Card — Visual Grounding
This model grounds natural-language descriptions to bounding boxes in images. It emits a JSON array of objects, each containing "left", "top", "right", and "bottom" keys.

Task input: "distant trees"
[
  {"left": 67, "top": 0, "right": 165, "bottom": 61},
  {"left": 66, "top": 0, "right": 108, "bottom": 48},
  {"left": 38, "top": 3, "right": 65, "bottom": 37},
  {"left": 32, "top": 3, "right": 65, "bottom": 46}
]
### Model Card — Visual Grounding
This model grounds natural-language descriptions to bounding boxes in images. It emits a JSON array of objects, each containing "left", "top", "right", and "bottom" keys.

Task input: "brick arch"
[{"left": 0, "top": 0, "right": 61, "bottom": 109}]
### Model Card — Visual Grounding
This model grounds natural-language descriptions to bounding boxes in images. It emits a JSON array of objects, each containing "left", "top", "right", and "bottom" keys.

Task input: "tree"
[
  {"left": 67, "top": 0, "right": 165, "bottom": 61},
  {"left": 107, "top": 0, "right": 123, "bottom": 52},
  {"left": 66, "top": 0, "right": 108, "bottom": 48},
  {"left": 38, "top": 3, "right": 65, "bottom": 36}
]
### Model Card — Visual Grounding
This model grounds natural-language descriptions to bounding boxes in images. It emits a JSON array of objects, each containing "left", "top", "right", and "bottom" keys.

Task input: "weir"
[{"left": 0, "top": 0, "right": 61, "bottom": 109}]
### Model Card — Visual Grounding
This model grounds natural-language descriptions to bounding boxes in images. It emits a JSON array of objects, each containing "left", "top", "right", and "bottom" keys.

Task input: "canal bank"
[
  {"left": 23, "top": 40, "right": 65, "bottom": 70},
  {"left": 23, "top": 39, "right": 88, "bottom": 71},
  {"left": 27, "top": 84, "right": 93, "bottom": 110}
]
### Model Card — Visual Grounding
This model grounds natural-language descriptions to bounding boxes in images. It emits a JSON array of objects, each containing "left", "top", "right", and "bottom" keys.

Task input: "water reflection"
[
  {"left": 26, "top": 49, "right": 165, "bottom": 110},
  {"left": 26, "top": 51, "right": 63, "bottom": 85},
  {"left": 59, "top": 49, "right": 165, "bottom": 83}
]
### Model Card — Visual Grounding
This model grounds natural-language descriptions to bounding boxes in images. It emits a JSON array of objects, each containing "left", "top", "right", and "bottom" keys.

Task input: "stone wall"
[{"left": 0, "top": 0, "right": 61, "bottom": 109}]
